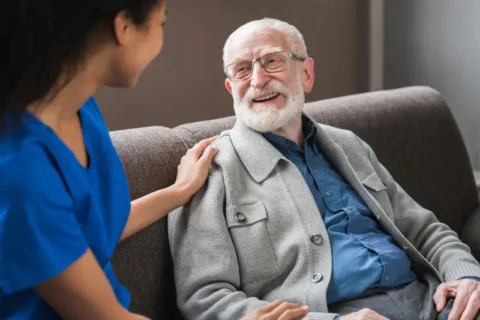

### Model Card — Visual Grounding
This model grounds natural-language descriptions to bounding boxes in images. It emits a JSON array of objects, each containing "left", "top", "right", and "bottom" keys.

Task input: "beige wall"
[{"left": 96, "top": 0, "right": 367, "bottom": 130}]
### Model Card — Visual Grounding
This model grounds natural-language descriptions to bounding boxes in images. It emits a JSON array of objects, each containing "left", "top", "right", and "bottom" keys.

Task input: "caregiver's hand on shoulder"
[
  {"left": 122, "top": 136, "right": 218, "bottom": 241},
  {"left": 240, "top": 300, "right": 310, "bottom": 320},
  {"left": 174, "top": 136, "right": 218, "bottom": 202}
]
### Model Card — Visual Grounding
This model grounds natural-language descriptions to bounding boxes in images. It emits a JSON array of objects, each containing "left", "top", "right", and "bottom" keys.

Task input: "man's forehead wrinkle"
[
  {"left": 229, "top": 44, "right": 286, "bottom": 64},
  {"left": 225, "top": 28, "right": 290, "bottom": 65},
  {"left": 259, "top": 46, "right": 285, "bottom": 56},
  {"left": 231, "top": 45, "right": 283, "bottom": 61}
]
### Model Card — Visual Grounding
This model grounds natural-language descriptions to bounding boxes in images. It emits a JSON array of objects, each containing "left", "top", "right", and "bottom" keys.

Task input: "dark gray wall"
[
  {"left": 96, "top": 0, "right": 368, "bottom": 130},
  {"left": 385, "top": 0, "right": 480, "bottom": 169}
]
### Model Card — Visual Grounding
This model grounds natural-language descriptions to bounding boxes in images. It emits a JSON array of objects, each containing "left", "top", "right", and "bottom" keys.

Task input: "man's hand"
[
  {"left": 339, "top": 309, "right": 389, "bottom": 320},
  {"left": 433, "top": 279, "right": 480, "bottom": 320},
  {"left": 240, "top": 300, "right": 310, "bottom": 320}
]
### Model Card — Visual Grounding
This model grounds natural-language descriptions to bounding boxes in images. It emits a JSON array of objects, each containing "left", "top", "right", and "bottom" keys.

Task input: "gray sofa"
[{"left": 110, "top": 86, "right": 480, "bottom": 319}]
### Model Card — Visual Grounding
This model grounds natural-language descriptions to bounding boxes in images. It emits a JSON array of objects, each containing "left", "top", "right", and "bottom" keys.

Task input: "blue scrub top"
[{"left": 0, "top": 98, "right": 131, "bottom": 319}]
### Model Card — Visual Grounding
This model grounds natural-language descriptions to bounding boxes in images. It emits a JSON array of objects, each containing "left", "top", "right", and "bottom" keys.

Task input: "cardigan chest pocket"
[
  {"left": 226, "top": 201, "right": 280, "bottom": 285},
  {"left": 361, "top": 173, "right": 388, "bottom": 202},
  {"left": 362, "top": 173, "right": 387, "bottom": 192},
  {"left": 361, "top": 173, "right": 395, "bottom": 221}
]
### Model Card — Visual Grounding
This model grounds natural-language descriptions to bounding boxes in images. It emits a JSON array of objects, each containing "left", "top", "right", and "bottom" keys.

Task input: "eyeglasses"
[{"left": 225, "top": 51, "right": 306, "bottom": 82}]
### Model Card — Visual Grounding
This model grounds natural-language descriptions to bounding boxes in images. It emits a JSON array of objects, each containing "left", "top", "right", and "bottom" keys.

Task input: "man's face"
[{"left": 224, "top": 28, "right": 314, "bottom": 132}]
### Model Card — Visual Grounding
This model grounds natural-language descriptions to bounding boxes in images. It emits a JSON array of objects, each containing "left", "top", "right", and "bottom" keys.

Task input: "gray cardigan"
[{"left": 168, "top": 115, "right": 480, "bottom": 320}]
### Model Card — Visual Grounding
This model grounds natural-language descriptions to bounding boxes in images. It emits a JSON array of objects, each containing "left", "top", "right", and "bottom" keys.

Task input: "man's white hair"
[{"left": 222, "top": 18, "right": 308, "bottom": 69}]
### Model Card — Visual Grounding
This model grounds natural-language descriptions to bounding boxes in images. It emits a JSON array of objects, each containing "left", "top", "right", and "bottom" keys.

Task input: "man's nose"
[{"left": 249, "top": 62, "right": 270, "bottom": 89}]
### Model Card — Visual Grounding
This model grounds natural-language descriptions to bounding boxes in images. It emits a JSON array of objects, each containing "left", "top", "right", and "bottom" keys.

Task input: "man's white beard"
[{"left": 233, "top": 77, "right": 305, "bottom": 133}]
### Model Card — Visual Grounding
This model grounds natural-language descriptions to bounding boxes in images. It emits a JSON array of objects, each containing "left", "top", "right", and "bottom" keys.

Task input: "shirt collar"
[
  {"left": 263, "top": 115, "right": 318, "bottom": 156},
  {"left": 229, "top": 113, "right": 336, "bottom": 183}
]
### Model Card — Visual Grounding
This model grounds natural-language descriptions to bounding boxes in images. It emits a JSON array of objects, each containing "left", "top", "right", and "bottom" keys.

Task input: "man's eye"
[
  {"left": 236, "top": 65, "right": 250, "bottom": 73},
  {"left": 268, "top": 57, "right": 285, "bottom": 65}
]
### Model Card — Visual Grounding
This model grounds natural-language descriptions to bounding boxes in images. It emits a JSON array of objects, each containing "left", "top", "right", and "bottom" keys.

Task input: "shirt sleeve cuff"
[{"left": 460, "top": 276, "right": 480, "bottom": 282}]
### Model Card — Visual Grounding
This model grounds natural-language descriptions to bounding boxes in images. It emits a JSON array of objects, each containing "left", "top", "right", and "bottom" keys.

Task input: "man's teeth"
[{"left": 253, "top": 93, "right": 279, "bottom": 102}]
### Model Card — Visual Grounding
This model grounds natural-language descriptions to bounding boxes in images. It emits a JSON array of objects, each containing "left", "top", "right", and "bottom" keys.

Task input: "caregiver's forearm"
[{"left": 121, "top": 184, "right": 189, "bottom": 241}]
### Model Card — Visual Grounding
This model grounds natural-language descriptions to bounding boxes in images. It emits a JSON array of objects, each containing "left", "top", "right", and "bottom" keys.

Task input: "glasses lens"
[
  {"left": 261, "top": 52, "right": 290, "bottom": 73},
  {"left": 227, "top": 61, "right": 252, "bottom": 81}
]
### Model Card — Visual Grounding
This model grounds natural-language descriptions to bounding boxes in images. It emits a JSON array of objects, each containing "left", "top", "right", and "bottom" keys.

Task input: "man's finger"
[
  {"left": 356, "top": 308, "right": 389, "bottom": 320},
  {"left": 434, "top": 284, "right": 451, "bottom": 312},
  {"left": 255, "top": 300, "right": 283, "bottom": 313},
  {"left": 449, "top": 289, "right": 470, "bottom": 320},
  {"left": 459, "top": 292, "right": 480, "bottom": 320},
  {"left": 278, "top": 306, "right": 309, "bottom": 320},
  {"left": 265, "top": 302, "right": 303, "bottom": 319}
]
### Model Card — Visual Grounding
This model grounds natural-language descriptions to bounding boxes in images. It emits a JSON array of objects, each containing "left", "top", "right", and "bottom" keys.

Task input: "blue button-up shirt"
[{"left": 264, "top": 117, "right": 417, "bottom": 304}]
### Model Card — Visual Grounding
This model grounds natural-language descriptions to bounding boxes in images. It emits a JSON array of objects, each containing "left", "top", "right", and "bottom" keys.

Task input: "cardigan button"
[
  {"left": 235, "top": 212, "right": 247, "bottom": 223},
  {"left": 311, "top": 235, "right": 324, "bottom": 245},
  {"left": 312, "top": 273, "right": 324, "bottom": 283}
]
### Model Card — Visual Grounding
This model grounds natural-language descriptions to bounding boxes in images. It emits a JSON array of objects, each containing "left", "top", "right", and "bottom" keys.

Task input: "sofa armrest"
[{"left": 461, "top": 206, "right": 480, "bottom": 262}]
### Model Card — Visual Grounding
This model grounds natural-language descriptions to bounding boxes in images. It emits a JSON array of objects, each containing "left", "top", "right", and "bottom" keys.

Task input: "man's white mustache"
[{"left": 242, "top": 81, "right": 289, "bottom": 102}]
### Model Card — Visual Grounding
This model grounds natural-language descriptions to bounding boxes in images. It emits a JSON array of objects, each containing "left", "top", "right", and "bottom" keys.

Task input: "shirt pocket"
[
  {"left": 226, "top": 201, "right": 280, "bottom": 285},
  {"left": 321, "top": 183, "right": 347, "bottom": 213}
]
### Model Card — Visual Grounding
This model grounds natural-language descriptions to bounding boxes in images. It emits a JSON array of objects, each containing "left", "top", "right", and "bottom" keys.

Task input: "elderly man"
[{"left": 168, "top": 18, "right": 480, "bottom": 320}]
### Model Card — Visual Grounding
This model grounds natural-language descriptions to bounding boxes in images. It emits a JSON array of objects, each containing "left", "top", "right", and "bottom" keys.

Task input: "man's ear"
[
  {"left": 302, "top": 57, "right": 315, "bottom": 94},
  {"left": 225, "top": 79, "right": 234, "bottom": 95},
  {"left": 113, "top": 10, "right": 133, "bottom": 46}
]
